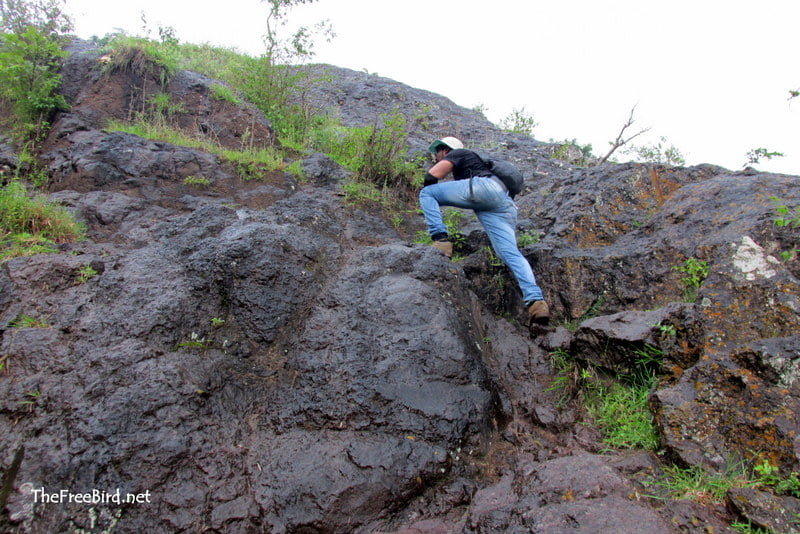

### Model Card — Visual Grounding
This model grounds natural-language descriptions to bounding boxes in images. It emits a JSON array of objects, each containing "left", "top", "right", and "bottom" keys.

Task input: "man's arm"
[{"left": 423, "top": 160, "right": 455, "bottom": 186}]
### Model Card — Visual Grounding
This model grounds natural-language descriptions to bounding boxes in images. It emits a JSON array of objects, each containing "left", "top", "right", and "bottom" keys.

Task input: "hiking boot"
[
  {"left": 527, "top": 300, "right": 550, "bottom": 327},
  {"left": 432, "top": 240, "right": 453, "bottom": 258}
]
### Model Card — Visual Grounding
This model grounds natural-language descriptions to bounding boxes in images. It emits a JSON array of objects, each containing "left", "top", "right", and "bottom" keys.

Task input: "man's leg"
[
  {"left": 475, "top": 208, "right": 545, "bottom": 305},
  {"left": 419, "top": 180, "right": 477, "bottom": 239}
]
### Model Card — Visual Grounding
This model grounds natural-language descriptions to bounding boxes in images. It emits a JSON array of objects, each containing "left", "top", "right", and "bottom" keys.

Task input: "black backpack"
[{"left": 473, "top": 151, "right": 524, "bottom": 198}]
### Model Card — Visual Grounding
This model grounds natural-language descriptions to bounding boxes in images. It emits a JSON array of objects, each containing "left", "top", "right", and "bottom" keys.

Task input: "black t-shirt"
[{"left": 443, "top": 149, "right": 493, "bottom": 180}]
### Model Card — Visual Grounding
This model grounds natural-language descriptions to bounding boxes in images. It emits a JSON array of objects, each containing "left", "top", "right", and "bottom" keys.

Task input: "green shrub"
[
  {"left": 147, "top": 92, "right": 185, "bottom": 121},
  {"left": 0, "top": 25, "right": 68, "bottom": 135},
  {"left": 753, "top": 459, "right": 800, "bottom": 498},
  {"left": 285, "top": 160, "right": 304, "bottom": 180},
  {"left": 220, "top": 146, "right": 285, "bottom": 180},
  {"left": 176, "top": 42, "right": 247, "bottom": 81},
  {"left": 412, "top": 208, "right": 466, "bottom": 244},
  {"left": 745, "top": 147, "right": 784, "bottom": 167},
  {"left": 75, "top": 264, "right": 97, "bottom": 283},
  {"left": 673, "top": 257, "right": 709, "bottom": 302},
  {"left": 551, "top": 138, "right": 594, "bottom": 166},
  {"left": 442, "top": 208, "right": 466, "bottom": 248},
  {"left": 313, "top": 111, "right": 416, "bottom": 195},
  {"left": 310, "top": 117, "right": 364, "bottom": 169},
  {"left": 517, "top": 229, "right": 541, "bottom": 247},
  {"left": 730, "top": 520, "right": 773, "bottom": 534},
  {"left": 356, "top": 113, "right": 416, "bottom": 190},
  {"left": 770, "top": 196, "right": 800, "bottom": 228},
  {"left": 106, "top": 118, "right": 203, "bottom": 148},
  {"left": 623, "top": 136, "right": 686, "bottom": 166},
  {"left": 342, "top": 180, "right": 383, "bottom": 205}
]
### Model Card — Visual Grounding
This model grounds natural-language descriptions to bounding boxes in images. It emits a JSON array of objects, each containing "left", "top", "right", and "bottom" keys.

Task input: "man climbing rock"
[{"left": 419, "top": 136, "right": 550, "bottom": 331}]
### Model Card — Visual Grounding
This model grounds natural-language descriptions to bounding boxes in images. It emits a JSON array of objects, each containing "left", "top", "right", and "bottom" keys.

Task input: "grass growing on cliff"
[
  {"left": 0, "top": 180, "right": 85, "bottom": 261},
  {"left": 547, "top": 348, "right": 660, "bottom": 451},
  {"left": 9, "top": 313, "right": 50, "bottom": 328},
  {"left": 101, "top": 37, "right": 421, "bottom": 212},
  {"left": 644, "top": 455, "right": 800, "bottom": 534},
  {"left": 106, "top": 119, "right": 286, "bottom": 180},
  {"left": 648, "top": 463, "right": 750, "bottom": 504},
  {"left": 174, "top": 41, "right": 319, "bottom": 149},
  {"left": 585, "top": 374, "right": 659, "bottom": 450},
  {"left": 100, "top": 34, "right": 180, "bottom": 88},
  {"left": 174, "top": 41, "right": 420, "bottom": 197}
]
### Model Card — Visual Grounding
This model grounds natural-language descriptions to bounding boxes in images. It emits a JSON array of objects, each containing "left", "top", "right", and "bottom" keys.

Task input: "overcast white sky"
[{"left": 66, "top": 0, "right": 799, "bottom": 175}]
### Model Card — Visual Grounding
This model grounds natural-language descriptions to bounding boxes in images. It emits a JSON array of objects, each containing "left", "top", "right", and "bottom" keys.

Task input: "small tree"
[
  {"left": 0, "top": 0, "right": 72, "bottom": 138},
  {"left": 262, "top": 0, "right": 334, "bottom": 65},
  {"left": 499, "top": 106, "right": 537, "bottom": 136},
  {"left": 0, "top": 27, "right": 68, "bottom": 140},
  {"left": 254, "top": 0, "right": 334, "bottom": 145},
  {"left": 0, "top": 0, "right": 72, "bottom": 36}
]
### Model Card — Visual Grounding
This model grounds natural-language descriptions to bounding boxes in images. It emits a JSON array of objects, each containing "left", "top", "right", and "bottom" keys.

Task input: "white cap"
[{"left": 429, "top": 136, "right": 464, "bottom": 153}]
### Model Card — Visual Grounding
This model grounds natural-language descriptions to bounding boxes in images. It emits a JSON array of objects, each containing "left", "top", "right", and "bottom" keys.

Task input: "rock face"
[{"left": 1, "top": 39, "right": 799, "bottom": 533}]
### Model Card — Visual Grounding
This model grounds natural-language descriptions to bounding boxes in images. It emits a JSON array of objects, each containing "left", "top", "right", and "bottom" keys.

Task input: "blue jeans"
[{"left": 419, "top": 177, "right": 544, "bottom": 304}]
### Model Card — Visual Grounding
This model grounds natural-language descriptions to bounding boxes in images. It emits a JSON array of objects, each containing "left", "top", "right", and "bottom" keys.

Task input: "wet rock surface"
[{"left": 1, "top": 39, "right": 799, "bottom": 532}]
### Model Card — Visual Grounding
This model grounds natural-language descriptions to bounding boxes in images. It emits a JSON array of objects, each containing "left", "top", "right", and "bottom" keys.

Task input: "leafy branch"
[{"left": 745, "top": 147, "right": 785, "bottom": 168}]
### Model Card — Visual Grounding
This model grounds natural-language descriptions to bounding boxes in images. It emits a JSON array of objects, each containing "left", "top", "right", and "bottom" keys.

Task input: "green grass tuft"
[{"left": 0, "top": 181, "right": 84, "bottom": 261}]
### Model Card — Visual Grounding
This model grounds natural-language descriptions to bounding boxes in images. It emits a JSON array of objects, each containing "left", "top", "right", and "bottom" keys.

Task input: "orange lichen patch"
[
  {"left": 702, "top": 309, "right": 726, "bottom": 320},
  {"left": 570, "top": 218, "right": 617, "bottom": 247},
  {"left": 735, "top": 368, "right": 758, "bottom": 386},
  {"left": 644, "top": 167, "right": 682, "bottom": 199},
  {"left": 668, "top": 364, "right": 685, "bottom": 380},
  {"left": 649, "top": 168, "right": 665, "bottom": 207},
  {"left": 756, "top": 416, "right": 779, "bottom": 427}
]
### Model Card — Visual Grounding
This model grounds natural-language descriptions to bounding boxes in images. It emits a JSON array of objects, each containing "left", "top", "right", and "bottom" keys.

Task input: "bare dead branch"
[{"left": 597, "top": 105, "right": 652, "bottom": 165}]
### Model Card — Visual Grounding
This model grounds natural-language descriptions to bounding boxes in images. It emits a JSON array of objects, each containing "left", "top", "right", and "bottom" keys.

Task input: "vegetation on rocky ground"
[
  {"left": 1, "top": 2, "right": 798, "bottom": 532},
  {"left": 0, "top": 180, "right": 85, "bottom": 261}
]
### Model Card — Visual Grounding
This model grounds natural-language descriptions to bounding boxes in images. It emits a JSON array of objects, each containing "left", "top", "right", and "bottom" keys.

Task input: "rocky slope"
[{"left": 0, "top": 39, "right": 799, "bottom": 533}]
